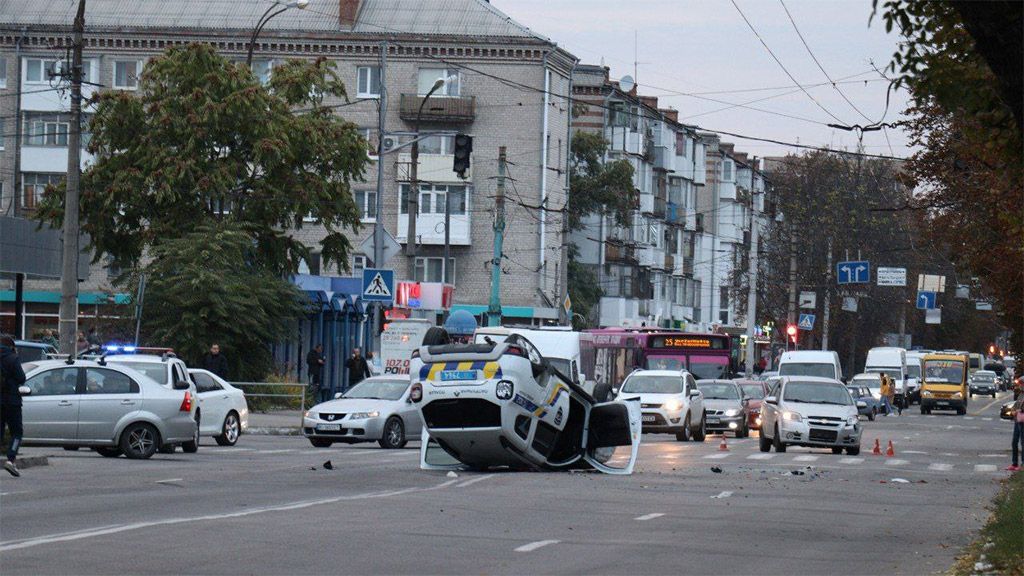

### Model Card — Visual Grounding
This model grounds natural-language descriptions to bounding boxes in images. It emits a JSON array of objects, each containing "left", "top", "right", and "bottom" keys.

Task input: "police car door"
[{"left": 582, "top": 398, "right": 641, "bottom": 475}]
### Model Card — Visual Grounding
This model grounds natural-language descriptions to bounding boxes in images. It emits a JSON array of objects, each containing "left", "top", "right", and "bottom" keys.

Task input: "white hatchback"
[{"left": 759, "top": 377, "right": 864, "bottom": 455}]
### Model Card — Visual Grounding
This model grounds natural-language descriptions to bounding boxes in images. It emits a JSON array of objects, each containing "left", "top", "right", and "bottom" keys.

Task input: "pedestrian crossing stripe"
[{"left": 364, "top": 272, "right": 392, "bottom": 297}]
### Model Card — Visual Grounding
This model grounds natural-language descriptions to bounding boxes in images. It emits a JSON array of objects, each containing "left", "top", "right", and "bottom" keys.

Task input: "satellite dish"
[{"left": 619, "top": 75, "right": 635, "bottom": 93}]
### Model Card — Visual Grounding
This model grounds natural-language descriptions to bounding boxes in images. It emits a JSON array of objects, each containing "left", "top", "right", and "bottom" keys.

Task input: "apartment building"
[{"left": 0, "top": 0, "right": 576, "bottom": 336}]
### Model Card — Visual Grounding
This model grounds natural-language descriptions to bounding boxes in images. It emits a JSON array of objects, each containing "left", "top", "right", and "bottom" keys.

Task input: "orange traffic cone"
[
  {"left": 719, "top": 434, "right": 729, "bottom": 451},
  {"left": 886, "top": 440, "right": 895, "bottom": 457},
  {"left": 872, "top": 439, "right": 882, "bottom": 456}
]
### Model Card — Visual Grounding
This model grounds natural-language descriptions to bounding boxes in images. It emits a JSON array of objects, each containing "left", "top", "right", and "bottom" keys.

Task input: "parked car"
[
  {"left": 1000, "top": 400, "right": 1014, "bottom": 420},
  {"left": 736, "top": 379, "right": 770, "bottom": 430},
  {"left": 304, "top": 376, "right": 423, "bottom": 449},
  {"left": 696, "top": 379, "right": 749, "bottom": 437},
  {"left": 759, "top": 377, "right": 864, "bottom": 455},
  {"left": 969, "top": 370, "right": 999, "bottom": 398},
  {"left": 847, "top": 385, "right": 880, "bottom": 420},
  {"left": 105, "top": 353, "right": 200, "bottom": 452},
  {"left": 14, "top": 340, "right": 58, "bottom": 363},
  {"left": 850, "top": 373, "right": 883, "bottom": 400},
  {"left": 618, "top": 369, "right": 706, "bottom": 442},
  {"left": 188, "top": 368, "right": 249, "bottom": 446},
  {"left": 19, "top": 359, "right": 199, "bottom": 459}
]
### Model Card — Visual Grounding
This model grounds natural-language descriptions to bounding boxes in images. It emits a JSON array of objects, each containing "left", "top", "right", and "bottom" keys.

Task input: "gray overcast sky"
[{"left": 493, "top": 0, "right": 911, "bottom": 159}]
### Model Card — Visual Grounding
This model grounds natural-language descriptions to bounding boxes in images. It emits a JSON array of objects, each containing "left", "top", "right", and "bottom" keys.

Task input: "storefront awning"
[{"left": 0, "top": 290, "right": 131, "bottom": 305}]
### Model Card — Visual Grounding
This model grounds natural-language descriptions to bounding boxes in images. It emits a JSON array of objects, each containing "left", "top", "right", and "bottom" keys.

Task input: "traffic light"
[
  {"left": 786, "top": 324, "right": 798, "bottom": 349},
  {"left": 453, "top": 133, "right": 472, "bottom": 178},
  {"left": 989, "top": 344, "right": 996, "bottom": 356}
]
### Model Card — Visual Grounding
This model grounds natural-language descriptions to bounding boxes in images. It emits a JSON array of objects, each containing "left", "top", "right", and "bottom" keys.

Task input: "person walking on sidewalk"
[
  {"left": 1, "top": 334, "right": 27, "bottom": 477},
  {"left": 306, "top": 344, "right": 327, "bottom": 403},
  {"left": 1006, "top": 394, "right": 1024, "bottom": 472}
]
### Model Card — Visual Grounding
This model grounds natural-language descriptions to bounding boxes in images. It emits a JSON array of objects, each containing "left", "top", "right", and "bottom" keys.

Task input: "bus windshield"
[
  {"left": 645, "top": 356, "right": 686, "bottom": 371},
  {"left": 924, "top": 360, "right": 964, "bottom": 384},
  {"left": 689, "top": 359, "right": 728, "bottom": 380},
  {"left": 906, "top": 364, "right": 921, "bottom": 379}
]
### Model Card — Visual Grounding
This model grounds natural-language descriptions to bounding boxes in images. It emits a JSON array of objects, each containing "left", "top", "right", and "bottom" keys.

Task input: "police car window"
[
  {"left": 25, "top": 368, "right": 79, "bottom": 396},
  {"left": 506, "top": 335, "right": 544, "bottom": 365},
  {"left": 85, "top": 368, "right": 138, "bottom": 394},
  {"left": 109, "top": 361, "right": 166, "bottom": 384}
]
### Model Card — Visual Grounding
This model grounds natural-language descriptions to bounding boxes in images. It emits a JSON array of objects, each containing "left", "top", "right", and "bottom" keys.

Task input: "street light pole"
[
  {"left": 405, "top": 78, "right": 446, "bottom": 257},
  {"left": 246, "top": 0, "right": 309, "bottom": 67},
  {"left": 59, "top": 0, "right": 85, "bottom": 358}
]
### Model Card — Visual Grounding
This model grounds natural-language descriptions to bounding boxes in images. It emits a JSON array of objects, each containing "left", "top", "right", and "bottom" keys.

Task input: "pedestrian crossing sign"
[
  {"left": 798, "top": 313, "right": 815, "bottom": 331},
  {"left": 362, "top": 269, "right": 395, "bottom": 303}
]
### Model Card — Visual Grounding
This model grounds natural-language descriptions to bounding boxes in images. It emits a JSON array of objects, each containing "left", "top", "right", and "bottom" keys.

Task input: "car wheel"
[
  {"left": 676, "top": 414, "right": 691, "bottom": 442},
  {"left": 831, "top": 447, "right": 844, "bottom": 455},
  {"left": 693, "top": 414, "right": 707, "bottom": 442},
  {"left": 759, "top": 429, "right": 771, "bottom": 452},
  {"left": 215, "top": 411, "right": 241, "bottom": 446},
  {"left": 846, "top": 446, "right": 861, "bottom": 456},
  {"left": 378, "top": 417, "right": 407, "bottom": 449},
  {"left": 920, "top": 406, "right": 928, "bottom": 415},
  {"left": 309, "top": 438, "right": 333, "bottom": 448},
  {"left": 182, "top": 415, "right": 200, "bottom": 453},
  {"left": 94, "top": 447, "right": 122, "bottom": 458},
  {"left": 969, "top": 392, "right": 973, "bottom": 398},
  {"left": 158, "top": 444, "right": 175, "bottom": 454},
  {"left": 119, "top": 423, "right": 160, "bottom": 460},
  {"left": 63, "top": 446, "right": 79, "bottom": 451},
  {"left": 772, "top": 425, "right": 787, "bottom": 452},
  {"left": 868, "top": 408, "right": 875, "bottom": 422},
  {"left": 957, "top": 407, "right": 966, "bottom": 415}
]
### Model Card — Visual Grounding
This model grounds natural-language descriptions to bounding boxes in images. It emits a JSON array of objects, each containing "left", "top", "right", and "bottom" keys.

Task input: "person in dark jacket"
[
  {"left": 306, "top": 344, "right": 327, "bottom": 403},
  {"left": 203, "top": 344, "right": 230, "bottom": 379},
  {"left": 345, "top": 347, "right": 372, "bottom": 390},
  {"left": 1, "top": 334, "right": 27, "bottom": 477}
]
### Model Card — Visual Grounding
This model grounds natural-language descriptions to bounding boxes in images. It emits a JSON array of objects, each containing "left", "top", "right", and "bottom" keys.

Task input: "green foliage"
[
  {"left": 36, "top": 43, "right": 368, "bottom": 275},
  {"left": 568, "top": 259, "right": 602, "bottom": 330},
  {"left": 568, "top": 131, "right": 637, "bottom": 231},
  {"left": 136, "top": 222, "right": 305, "bottom": 381}
]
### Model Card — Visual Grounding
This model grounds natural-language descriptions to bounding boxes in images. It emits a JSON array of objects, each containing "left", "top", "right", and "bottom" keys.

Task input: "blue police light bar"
[
  {"left": 122, "top": 346, "right": 137, "bottom": 353},
  {"left": 105, "top": 344, "right": 121, "bottom": 352},
  {"left": 103, "top": 344, "right": 138, "bottom": 353}
]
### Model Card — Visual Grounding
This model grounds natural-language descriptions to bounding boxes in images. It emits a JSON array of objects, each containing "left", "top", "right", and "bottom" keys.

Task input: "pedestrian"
[
  {"left": 86, "top": 326, "right": 101, "bottom": 347},
  {"left": 76, "top": 331, "right": 90, "bottom": 355},
  {"left": 366, "top": 351, "right": 381, "bottom": 376},
  {"left": 879, "top": 374, "right": 894, "bottom": 416},
  {"left": 203, "top": 344, "right": 230, "bottom": 379},
  {"left": 306, "top": 344, "right": 327, "bottom": 403},
  {"left": 1, "top": 334, "right": 27, "bottom": 477},
  {"left": 345, "top": 347, "right": 371, "bottom": 389},
  {"left": 42, "top": 329, "right": 59, "bottom": 350},
  {"left": 1007, "top": 393, "right": 1024, "bottom": 472}
]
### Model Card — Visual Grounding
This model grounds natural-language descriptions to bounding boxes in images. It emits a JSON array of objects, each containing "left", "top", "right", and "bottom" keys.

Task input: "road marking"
[
  {"left": 702, "top": 453, "right": 730, "bottom": 459},
  {"left": 982, "top": 418, "right": 993, "bottom": 421},
  {"left": 885, "top": 459, "right": 909, "bottom": 466},
  {"left": 456, "top": 475, "right": 495, "bottom": 488},
  {"left": 515, "top": 540, "right": 560, "bottom": 552},
  {"left": 155, "top": 478, "right": 183, "bottom": 484},
  {"left": 972, "top": 396, "right": 1007, "bottom": 415},
  {"left": 903, "top": 450, "right": 928, "bottom": 455},
  {"left": 634, "top": 513, "right": 665, "bottom": 521},
  {"left": 747, "top": 453, "right": 774, "bottom": 460},
  {"left": 792, "top": 455, "right": 818, "bottom": 462},
  {"left": 710, "top": 491, "right": 732, "bottom": 499},
  {"left": 0, "top": 478, "right": 461, "bottom": 552},
  {"left": 659, "top": 454, "right": 678, "bottom": 459},
  {"left": 980, "top": 454, "right": 1003, "bottom": 458},
  {"left": 839, "top": 458, "right": 863, "bottom": 464},
  {"left": 974, "top": 464, "right": 997, "bottom": 473},
  {"left": 940, "top": 452, "right": 959, "bottom": 457},
  {"left": 928, "top": 463, "right": 953, "bottom": 471},
  {"left": 258, "top": 449, "right": 296, "bottom": 454},
  {"left": 963, "top": 416, "right": 974, "bottom": 420}
]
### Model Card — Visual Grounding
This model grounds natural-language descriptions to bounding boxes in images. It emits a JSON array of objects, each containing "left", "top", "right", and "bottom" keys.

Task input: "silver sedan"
[
  {"left": 20, "top": 359, "right": 199, "bottom": 459},
  {"left": 303, "top": 377, "right": 422, "bottom": 449}
]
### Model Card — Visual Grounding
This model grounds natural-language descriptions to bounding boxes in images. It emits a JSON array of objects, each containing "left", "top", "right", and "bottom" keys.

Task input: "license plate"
[
  {"left": 707, "top": 417, "right": 720, "bottom": 424},
  {"left": 316, "top": 424, "right": 341, "bottom": 431},
  {"left": 440, "top": 370, "right": 477, "bottom": 381},
  {"left": 936, "top": 401, "right": 949, "bottom": 406},
  {"left": 642, "top": 414, "right": 656, "bottom": 423}
]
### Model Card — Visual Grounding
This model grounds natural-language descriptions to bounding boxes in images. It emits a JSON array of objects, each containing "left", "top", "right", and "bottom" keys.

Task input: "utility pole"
[
  {"left": 59, "top": 0, "right": 85, "bottom": 357},
  {"left": 821, "top": 238, "right": 833, "bottom": 350},
  {"left": 487, "top": 147, "right": 507, "bottom": 327},
  {"left": 787, "top": 226, "right": 798, "bottom": 348},
  {"left": 371, "top": 41, "right": 387, "bottom": 352},
  {"left": 443, "top": 181, "right": 451, "bottom": 285},
  {"left": 744, "top": 190, "right": 760, "bottom": 377}
]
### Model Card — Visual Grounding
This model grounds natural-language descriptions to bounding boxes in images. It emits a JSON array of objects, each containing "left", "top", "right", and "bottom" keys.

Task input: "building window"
[
  {"left": 113, "top": 60, "right": 141, "bottom": 90},
  {"left": 356, "top": 66, "right": 381, "bottom": 98},
  {"left": 360, "top": 128, "right": 379, "bottom": 159},
  {"left": 22, "top": 173, "right": 63, "bottom": 210},
  {"left": 352, "top": 254, "right": 368, "bottom": 276},
  {"left": 415, "top": 257, "right": 455, "bottom": 284},
  {"left": 353, "top": 190, "right": 377, "bottom": 222},
  {"left": 722, "top": 159, "right": 734, "bottom": 181},
  {"left": 298, "top": 252, "right": 321, "bottom": 276},
  {"left": 415, "top": 134, "right": 454, "bottom": 155},
  {"left": 417, "top": 68, "right": 460, "bottom": 96},
  {"left": 25, "top": 116, "right": 69, "bottom": 147},
  {"left": 399, "top": 184, "right": 469, "bottom": 215},
  {"left": 251, "top": 59, "right": 273, "bottom": 85},
  {"left": 675, "top": 132, "right": 686, "bottom": 157},
  {"left": 0, "top": 58, "right": 6, "bottom": 88},
  {"left": 25, "top": 59, "right": 59, "bottom": 83}
]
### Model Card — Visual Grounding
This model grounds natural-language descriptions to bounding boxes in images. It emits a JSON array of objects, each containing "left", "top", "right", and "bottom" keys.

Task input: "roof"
[
  {"left": 0, "top": 0, "right": 550, "bottom": 41},
  {"left": 628, "top": 370, "right": 687, "bottom": 378},
  {"left": 779, "top": 351, "right": 838, "bottom": 361}
]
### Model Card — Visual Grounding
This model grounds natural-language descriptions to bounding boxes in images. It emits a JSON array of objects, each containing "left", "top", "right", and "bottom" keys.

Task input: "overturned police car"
[{"left": 409, "top": 333, "right": 641, "bottom": 474}]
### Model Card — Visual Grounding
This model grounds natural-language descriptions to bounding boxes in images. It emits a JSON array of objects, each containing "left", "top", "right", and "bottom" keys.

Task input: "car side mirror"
[
  {"left": 172, "top": 380, "right": 190, "bottom": 390},
  {"left": 764, "top": 396, "right": 777, "bottom": 405},
  {"left": 856, "top": 401, "right": 867, "bottom": 408},
  {"left": 689, "top": 390, "right": 700, "bottom": 398},
  {"left": 18, "top": 385, "right": 31, "bottom": 396}
]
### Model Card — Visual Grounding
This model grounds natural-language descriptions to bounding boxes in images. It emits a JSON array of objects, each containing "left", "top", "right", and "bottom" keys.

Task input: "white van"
[
  {"left": 473, "top": 326, "right": 586, "bottom": 390},
  {"left": 904, "top": 350, "right": 926, "bottom": 404},
  {"left": 865, "top": 347, "right": 909, "bottom": 406},
  {"left": 777, "top": 351, "right": 843, "bottom": 381}
]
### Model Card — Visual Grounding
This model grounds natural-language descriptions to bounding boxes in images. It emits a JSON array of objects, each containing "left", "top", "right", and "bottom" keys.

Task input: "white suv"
[
  {"left": 760, "top": 377, "right": 864, "bottom": 455},
  {"left": 617, "top": 370, "right": 706, "bottom": 442}
]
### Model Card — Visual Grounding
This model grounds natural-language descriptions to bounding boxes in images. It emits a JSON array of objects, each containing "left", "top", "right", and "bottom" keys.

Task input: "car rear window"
[
  {"left": 779, "top": 362, "right": 836, "bottom": 379},
  {"left": 108, "top": 361, "right": 167, "bottom": 384}
]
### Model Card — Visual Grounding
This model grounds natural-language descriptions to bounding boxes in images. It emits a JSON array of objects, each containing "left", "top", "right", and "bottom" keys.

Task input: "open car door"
[
  {"left": 419, "top": 428, "right": 467, "bottom": 471},
  {"left": 582, "top": 398, "right": 641, "bottom": 475}
]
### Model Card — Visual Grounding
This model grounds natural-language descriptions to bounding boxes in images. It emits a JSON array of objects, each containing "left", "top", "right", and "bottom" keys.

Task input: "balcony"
[
  {"left": 396, "top": 211, "right": 471, "bottom": 246},
  {"left": 399, "top": 94, "right": 475, "bottom": 123},
  {"left": 604, "top": 242, "right": 637, "bottom": 264},
  {"left": 664, "top": 253, "right": 675, "bottom": 272},
  {"left": 652, "top": 197, "right": 667, "bottom": 219},
  {"left": 396, "top": 153, "right": 471, "bottom": 182}
]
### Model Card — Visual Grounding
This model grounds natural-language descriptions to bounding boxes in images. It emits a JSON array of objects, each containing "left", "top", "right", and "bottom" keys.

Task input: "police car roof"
[{"left": 629, "top": 369, "right": 689, "bottom": 378}]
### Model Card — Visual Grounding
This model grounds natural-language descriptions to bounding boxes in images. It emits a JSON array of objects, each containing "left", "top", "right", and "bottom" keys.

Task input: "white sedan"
[{"left": 188, "top": 369, "right": 249, "bottom": 446}]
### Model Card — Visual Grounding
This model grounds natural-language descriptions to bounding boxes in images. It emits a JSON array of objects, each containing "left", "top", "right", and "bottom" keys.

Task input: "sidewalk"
[{"left": 248, "top": 410, "right": 303, "bottom": 436}]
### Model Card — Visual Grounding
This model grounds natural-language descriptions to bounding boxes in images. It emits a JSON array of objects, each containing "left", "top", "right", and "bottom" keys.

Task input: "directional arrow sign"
[
  {"left": 837, "top": 260, "right": 870, "bottom": 285},
  {"left": 916, "top": 290, "right": 937, "bottom": 310}
]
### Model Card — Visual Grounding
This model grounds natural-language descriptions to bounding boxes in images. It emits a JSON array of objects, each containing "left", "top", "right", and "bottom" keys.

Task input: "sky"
[{"left": 493, "top": 0, "right": 912, "bottom": 159}]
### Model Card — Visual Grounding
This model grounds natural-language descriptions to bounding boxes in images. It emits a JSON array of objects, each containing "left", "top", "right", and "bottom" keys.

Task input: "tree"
[{"left": 37, "top": 43, "right": 369, "bottom": 275}]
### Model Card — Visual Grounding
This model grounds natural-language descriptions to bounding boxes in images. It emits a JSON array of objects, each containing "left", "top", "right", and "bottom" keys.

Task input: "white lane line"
[
  {"left": 0, "top": 479, "right": 461, "bottom": 552},
  {"left": 963, "top": 416, "right": 975, "bottom": 420},
  {"left": 258, "top": 449, "right": 296, "bottom": 454},
  {"left": 980, "top": 454, "right": 1004, "bottom": 458},
  {"left": 902, "top": 450, "right": 929, "bottom": 455},
  {"left": 702, "top": 453, "right": 731, "bottom": 460},
  {"left": 659, "top": 454, "right": 678, "bottom": 459},
  {"left": 982, "top": 418, "right": 993, "bottom": 421},
  {"left": 792, "top": 455, "right": 818, "bottom": 462},
  {"left": 155, "top": 478, "right": 183, "bottom": 484},
  {"left": 456, "top": 475, "right": 495, "bottom": 488},
  {"left": 928, "top": 463, "right": 954, "bottom": 471},
  {"left": 514, "top": 540, "right": 560, "bottom": 552},
  {"left": 840, "top": 458, "right": 864, "bottom": 464},
  {"left": 974, "top": 464, "right": 998, "bottom": 473},
  {"left": 747, "top": 453, "right": 774, "bottom": 460},
  {"left": 710, "top": 491, "right": 733, "bottom": 499},
  {"left": 634, "top": 513, "right": 665, "bottom": 521},
  {"left": 885, "top": 459, "right": 909, "bottom": 466},
  {"left": 203, "top": 447, "right": 255, "bottom": 452}
]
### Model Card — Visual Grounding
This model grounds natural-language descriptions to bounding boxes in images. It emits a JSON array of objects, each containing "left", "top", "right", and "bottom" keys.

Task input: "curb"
[
  {"left": 16, "top": 455, "right": 49, "bottom": 469},
  {"left": 248, "top": 427, "right": 302, "bottom": 436}
]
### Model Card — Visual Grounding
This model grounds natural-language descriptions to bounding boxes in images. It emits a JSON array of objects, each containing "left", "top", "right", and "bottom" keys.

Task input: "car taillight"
[
  {"left": 179, "top": 391, "right": 193, "bottom": 412},
  {"left": 410, "top": 382, "right": 423, "bottom": 403}
]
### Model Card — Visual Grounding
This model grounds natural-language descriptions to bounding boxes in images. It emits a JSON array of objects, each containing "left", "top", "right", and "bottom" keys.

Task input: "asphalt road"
[{"left": 0, "top": 392, "right": 1015, "bottom": 575}]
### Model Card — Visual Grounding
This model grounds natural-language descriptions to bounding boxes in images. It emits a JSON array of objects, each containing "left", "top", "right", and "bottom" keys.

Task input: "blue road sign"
[
  {"left": 798, "top": 313, "right": 816, "bottom": 331},
  {"left": 837, "top": 260, "right": 870, "bottom": 284},
  {"left": 362, "top": 268, "right": 395, "bottom": 303},
  {"left": 916, "top": 290, "right": 937, "bottom": 310}
]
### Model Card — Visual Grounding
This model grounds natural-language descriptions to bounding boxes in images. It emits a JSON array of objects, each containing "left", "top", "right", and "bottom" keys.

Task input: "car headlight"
[
  {"left": 782, "top": 411, "right": 802, "bottom": 422},
  {"left": 662, "top": 399, "right": 683, "bottom": 412},
  {"left": 495, "top": 380, "right": 514, "bottom": 400},
  {"left": 348, "top": 411, "right": 379, "bottom": 420},
  {"left": 304, "top": 411, "right": 317, "bottom": 420},
  {"left": 922, "top": 390, "right": 933, "bottom": 397},
  {"left": 847, "top": 415, "right": 859, "bottom": 426},
  {"left": 952, "top": 392, "right": 962, "bottom": 399},
  {"left": 724, "top": 409, "right": 740, "bottom": 417}
]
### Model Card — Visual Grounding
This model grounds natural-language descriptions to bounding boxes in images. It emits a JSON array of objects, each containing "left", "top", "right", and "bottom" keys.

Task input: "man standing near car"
[
  {"left": 203, "top": 344, "right": 230, "bottom": 380},
  {"left": 1, "top": 334, "right": 27, "bottom": 477},
  {"left": 306, "top": 344, "right": 327, "bottom": 403},
  {"left": 345, "top": 347, "right": 371, "bottom": 390}
]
